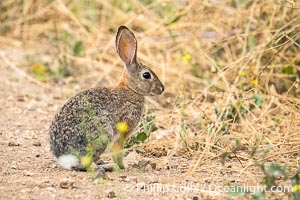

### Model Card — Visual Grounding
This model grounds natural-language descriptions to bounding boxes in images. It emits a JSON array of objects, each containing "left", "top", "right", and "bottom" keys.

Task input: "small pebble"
[
  {"left": 124, "top": 176, "right": 137, "bottom": 183},
  {"left": 119, "top": 175, "right": 127, "bottom": 181},
  {"left": 26, "top": 100, "right": 37, "bottom": 111},
  {"left": 51, "top": 164, "right": 57, "bottom": 169},
  {"left": 23, "top": 170, "right": 34, "bottom": 176},
  {"left": 125, "top": 151, "right": 141, "bottom": 167},
  {"left": 59, "top": 179, "right": 75, "bottom": 189},
  {"left": 8, "top": 141, "right": 20, "bottom": 146},
  {"left": 46, "top": 187, "right": 56, "bottom": 192},
  {"left": 150, "top": 162, "right": 157, "bottom": 169},
  {"left": 32, "top": 141, "right": 41, "bottom": 146},
  {"left": 136, "top": 182, "right": 146, "bottom": 189},
  {"left": 105, "top": 189, "right": 116, "bottom": 198},
  {"left": 187, "top": 197, "right": 198, "bottom": 200},
  {"left": 145, "top": 164, "right": 153, "bottom": 172},
  {"left": 185, "top": 176, "right": 196, "bottom": 183},
  {"left": 17, "top": 95, "right": 25, "bottom": 101}
]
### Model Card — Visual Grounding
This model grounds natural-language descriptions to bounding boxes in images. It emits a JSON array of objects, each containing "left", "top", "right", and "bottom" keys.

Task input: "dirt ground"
[
  {"left": 0, "top": 44, "right": 295, "bottom": 200},
  {"left": 1, "top": 1, "right": 300, "bottom": 199},
  {"left": 0, "top": 45, "right": 215, "bottom": 200}
]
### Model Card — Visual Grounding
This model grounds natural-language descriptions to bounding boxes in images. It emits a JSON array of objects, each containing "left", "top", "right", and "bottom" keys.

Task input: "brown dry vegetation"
[{"left": 0, "top": 0, "right": 300, "bottom": 199}]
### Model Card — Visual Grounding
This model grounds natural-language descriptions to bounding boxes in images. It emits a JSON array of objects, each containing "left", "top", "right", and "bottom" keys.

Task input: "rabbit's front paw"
[{"left": 96, "top": 163, "right": 119, "bottom": 172}]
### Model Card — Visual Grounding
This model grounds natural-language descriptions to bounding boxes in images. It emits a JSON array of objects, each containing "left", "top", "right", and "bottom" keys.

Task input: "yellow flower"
[
  {"left": 117, "top": 122, "right": 128, "bottom": 133},
  {"left": 182, "top": 54, "right": 191, "bottom": 62},
  {"left": 240, "top": 70, "right": 246, "bottom": 76},
  {"left": 251, "top": 79, "right": 258, "bottom": 85},
  {"left": 30, "top": 64, "right": 46, "bottom": 74},
  {"left": 30, "top": 64, "right": 47, "bottom": 79},
  {"left": 293, "top": 184, "right": 300, "bottom": 192},
  {"left": 81, "top": 155, "right": 92, "bottom": 167}
]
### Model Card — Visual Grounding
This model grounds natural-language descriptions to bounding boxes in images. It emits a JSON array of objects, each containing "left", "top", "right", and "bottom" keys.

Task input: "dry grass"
[{"left": 1, "top": 0, "right": 300, "bottom": 199}]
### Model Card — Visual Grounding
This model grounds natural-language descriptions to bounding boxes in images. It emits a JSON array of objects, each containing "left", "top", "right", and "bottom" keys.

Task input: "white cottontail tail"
[{"left": 49, "top": 26, "right": 164, "bottom": 171}]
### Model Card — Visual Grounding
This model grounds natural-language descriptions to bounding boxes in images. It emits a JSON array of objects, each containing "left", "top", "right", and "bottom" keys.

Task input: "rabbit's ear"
[{"left": 116, "top": 26, "right": 138, "bottom": 69}]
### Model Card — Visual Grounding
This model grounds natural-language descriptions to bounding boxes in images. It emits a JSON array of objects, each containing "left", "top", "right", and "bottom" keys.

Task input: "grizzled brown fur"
[{"left": 49, "top": 26, "right": 164, "bottom": 170}]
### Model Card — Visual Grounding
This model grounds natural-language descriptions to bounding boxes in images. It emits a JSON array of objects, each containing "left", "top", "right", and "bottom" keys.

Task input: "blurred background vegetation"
[
  {"left": 0, "top": 0, "right": 300, "bottom": 198},
  {"left": 1, "top": 0, "right": 299, "bottom": 95}
]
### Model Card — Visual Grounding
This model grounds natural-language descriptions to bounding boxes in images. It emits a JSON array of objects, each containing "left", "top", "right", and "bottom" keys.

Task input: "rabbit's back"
[{"left": 49, "top": 87, "right": 144, "bottom": 161}]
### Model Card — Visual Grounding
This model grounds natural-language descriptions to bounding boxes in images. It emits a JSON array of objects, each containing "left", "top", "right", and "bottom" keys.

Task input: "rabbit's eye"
[{"left": 142, "top": 72, "right": 151, "bottom": 79}]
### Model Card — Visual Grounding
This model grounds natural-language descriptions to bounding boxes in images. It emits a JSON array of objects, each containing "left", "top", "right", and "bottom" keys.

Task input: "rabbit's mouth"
[{"left": 150, "top": 85, "right": 164, "bottom": 96}]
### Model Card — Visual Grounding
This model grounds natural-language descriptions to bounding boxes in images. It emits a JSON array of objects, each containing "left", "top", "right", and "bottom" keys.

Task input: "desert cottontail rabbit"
[{"left": 49, "top": 26, "right": 164, "bottom": 171}]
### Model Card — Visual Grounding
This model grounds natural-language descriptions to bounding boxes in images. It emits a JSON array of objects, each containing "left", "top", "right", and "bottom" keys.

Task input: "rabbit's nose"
[{"left": 160, "top": 85, "right": 165, "bottom": 93}]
